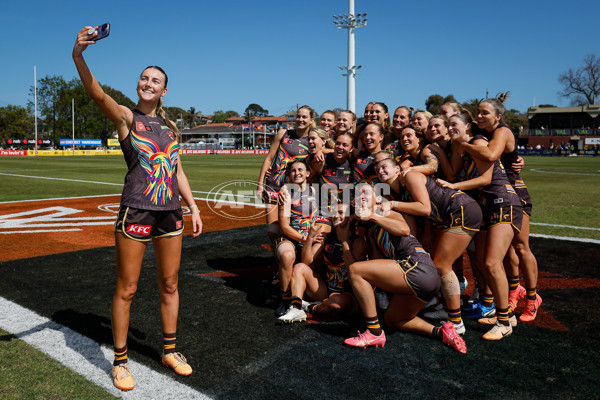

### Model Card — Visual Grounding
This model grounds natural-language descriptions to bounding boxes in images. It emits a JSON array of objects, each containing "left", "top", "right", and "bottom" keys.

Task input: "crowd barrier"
[{"left": 0, "top": 149, "right": 270, "bottom": 157}]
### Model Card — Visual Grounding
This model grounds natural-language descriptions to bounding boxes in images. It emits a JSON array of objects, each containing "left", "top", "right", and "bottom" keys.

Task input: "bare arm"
[
  {"left": 462, "top": 127, "right": 511, "bottom": 162},
  {"left": 72, "top": 26, "right": 131, "bottom": 140},
  {"left": 403, "top": 145, "right": 438, "bottom": 176},
  {"left": 278, "top": 186, "right": 305, "bottom": 242},
  {"left": 257, "top": 128, "right": 286, "bottom": 198},
  {"left": 390, "top": 172, "right": 431, "bottom": 217}
]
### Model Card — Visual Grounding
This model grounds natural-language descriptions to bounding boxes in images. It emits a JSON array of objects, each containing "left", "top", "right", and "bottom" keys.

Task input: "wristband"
[{"left": 189, "top": 204, "right": 200, "bottom": 215}]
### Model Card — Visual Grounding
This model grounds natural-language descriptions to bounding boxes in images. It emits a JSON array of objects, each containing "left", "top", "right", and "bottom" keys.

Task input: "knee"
[
  {"left": 116, "top": 282, "right": 138, "bottom": 302},
  {"left": 278, "top": 250, "right": 295, "bottom": 268},
  {"left": 159, "top": 277, "right": 178, "bottom": 296},
  {"left": 293, "top": 263, "right": 310, "bottom": 276}
]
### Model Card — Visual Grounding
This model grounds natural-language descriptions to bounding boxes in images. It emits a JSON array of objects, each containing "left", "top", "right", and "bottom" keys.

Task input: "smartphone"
[{"left": 90, "top": 23, "right": 110, "bottom": 41}]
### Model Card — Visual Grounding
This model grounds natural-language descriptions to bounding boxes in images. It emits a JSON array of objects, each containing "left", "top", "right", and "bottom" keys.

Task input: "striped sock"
[
  {"left": 482, "top": 294, "right": 494, "bottom": 307},
  {"left": 113, "top": 345, "right": 128, "bottom": 366},
  {"left": 447, "top": 307, "right": 462, "bottom": 324},
  {"left": 496, "top": 308, "right": 510, "bottom": 326},
  {"left": 163, "top": 333, "right": 176, "bottom": 355},
  {"left": 432, "top": 326, "right": 443, "bottom": 341},
  {"left": 365, "top": 316, "right": 382, "bottom": 336},
  {"left": 308, "top": 304, "right": 319, "bottom": 315},
  {"left": 290, "top": 296, "right": 302, "bottom": 310},
  {"left": 281, "top": 290, "right": 292, "bottom": 302},
  {"left": 508, "top": 275, "right": 520, "bottom": 291},
  {"left": 526, "top": 287, "right": 537, "bottom": 301}
]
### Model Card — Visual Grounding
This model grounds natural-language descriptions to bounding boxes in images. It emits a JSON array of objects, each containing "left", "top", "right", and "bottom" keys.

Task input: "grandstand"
[
  {"left": 523, "top": 105, "right": 600, "bottom": 151},
  {"left": 181, "top": 116, "right": 289, "bottom": 149}
]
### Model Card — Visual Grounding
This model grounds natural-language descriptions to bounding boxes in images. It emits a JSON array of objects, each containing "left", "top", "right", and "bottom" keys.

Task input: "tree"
[
  {"left": 461, "top": 98, "right": 483, "bottom": 118},
  {"left": 28, "top": 75, "right": 136, "bottom": 144},
  {"left": 244, "top": 103, "right": 268, "bottom": 120},
  {"left": 0, "top": 105, "right": 34, "bottom": 141},
  {"left": 558, "top": 54, "right": 600, "bottom": 105},
  {"left": 425, "top": 94, "right": 457, "bottom": 115},
  {"left": 212, "top": 110, "right": 240, "bottom": 124}
]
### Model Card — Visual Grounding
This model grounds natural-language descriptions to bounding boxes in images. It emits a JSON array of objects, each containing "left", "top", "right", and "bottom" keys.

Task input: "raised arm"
[{"left": 72, "top": 26, "right": 132, "bottom": 140}]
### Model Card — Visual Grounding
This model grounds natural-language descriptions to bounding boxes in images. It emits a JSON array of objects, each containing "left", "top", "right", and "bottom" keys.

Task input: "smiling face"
[
  {"left": 400, "top": 127, "right": 421, "bottom": 154},
  {"left": 393, "top": 108, "right": 411, "bottom": 133},
  {"left": 376, "top": 158, "right": 400, "bottom": 184},
  {"left": 448, "top": 116, "right": 470, "bottom": 143},
  {"left": 296, "top": 108, "right": 313, "bottom": 132},
  {"left": 362, "top": 124, "right": 384, "bottom": 153},
  {"left": 308, "top": 130, "right": 325, "bottom": 154},
  {"left": 287, "top": 160, "right": 309, "bottom": 184},
  {"left": 364, "top": 103, "right": 373, "bottom": 122},
  {"left": 320, "top": 112, "right": 336, "bottom": 131},
  {"left": 137, "top": 67, "right": 167, "bottom": 105},
  {"left": 370, "top": 104, "right": 389, "bottom": 125},
  {"left": 476, "top": 101, "right": 502, "bottom": 132},
  {"left": 334, "top": 134, "right": 353, "bottom": 161},
  {"left": 412, "top": 112, "right": 429, "bottom": 131},
  {"left": 427, "top": 117, "right": 448, "bottom": 143},
  {"left": 332, "top": 202, "right": 349, "bottom": 226},
  {"left": 337, "top": 111, "right": 355, "bottom": 134}
]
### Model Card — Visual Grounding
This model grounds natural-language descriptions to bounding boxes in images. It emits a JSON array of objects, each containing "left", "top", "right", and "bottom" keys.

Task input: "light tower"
[{"left": 333, "top": 0, "right": 367, "bottom": 113}]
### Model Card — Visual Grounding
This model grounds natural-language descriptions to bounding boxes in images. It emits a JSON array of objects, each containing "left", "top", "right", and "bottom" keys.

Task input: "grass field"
[
  {"left": 1, "top": 154, "right": 599, "bottom": 239},
  {"left": 0, "top": 154, "right": 599, "bottom": 399}
]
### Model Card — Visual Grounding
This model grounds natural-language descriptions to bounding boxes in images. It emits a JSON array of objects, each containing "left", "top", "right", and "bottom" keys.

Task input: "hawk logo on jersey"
[
  {"left": 282, "top": 138, "right": 293, "bottom": 144},
  {"left": 356, "top": 158, "right": 367, "bottom": 164},
  {"left": 324, "top": 170, "right": 335, "bottom": 177}
]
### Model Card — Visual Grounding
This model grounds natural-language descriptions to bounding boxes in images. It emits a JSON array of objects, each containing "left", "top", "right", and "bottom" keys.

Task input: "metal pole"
[
  {"left": 34, "top": 66, "right": 38, "bottom": 155},
  {"left": 347, "top": 0, "right": 355, "bottom": 112}
]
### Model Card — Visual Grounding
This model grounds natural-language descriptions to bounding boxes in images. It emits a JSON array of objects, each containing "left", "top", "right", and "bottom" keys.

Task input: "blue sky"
[{"left": 1, "top": 0, "right": 598, "bottom": 117}]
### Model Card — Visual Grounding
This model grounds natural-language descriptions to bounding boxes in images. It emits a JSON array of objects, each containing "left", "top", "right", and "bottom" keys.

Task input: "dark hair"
[{"left": 286, "top": 157, "right": 311, "bottom": 176}]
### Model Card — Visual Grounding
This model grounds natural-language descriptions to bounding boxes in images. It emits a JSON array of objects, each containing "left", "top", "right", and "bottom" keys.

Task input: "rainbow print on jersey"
[
  {"left": 131, "top": 130, "right": 179, "bottom": 206},
  {"left": 271, "top": 143, "right": 309, "bottom": 187},
  {"left": 373, "top": 225, "right": 395, "bottom": 259}
]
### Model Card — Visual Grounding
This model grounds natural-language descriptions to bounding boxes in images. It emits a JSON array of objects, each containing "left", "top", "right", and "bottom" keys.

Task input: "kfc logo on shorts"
[
  {"left": 176, "top": 220, "right": 183, "bottom": 229},
  {"left": 126, "top": 224, "right": 152, "bottom": 235}
]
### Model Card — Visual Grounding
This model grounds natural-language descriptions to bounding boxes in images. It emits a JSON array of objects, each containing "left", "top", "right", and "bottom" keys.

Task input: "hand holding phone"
[{"left": 88, "top": 23, "right": 110, "bottom": 41}]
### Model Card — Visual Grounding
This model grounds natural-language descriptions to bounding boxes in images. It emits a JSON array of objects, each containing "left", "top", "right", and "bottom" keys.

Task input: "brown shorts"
[
  {"left": 442, "top": 193, "right": 483, "bottom": 233},
  {"left": 514, "top": 180, "right": 533, "bottom": 217},
  {"left": 481, "top": 202, "right": 523, "bottom": 233},
  {"left": 396, "top": 258, "right": 441, "bottom": 303},
  {"left": 115, "top": 206, "right": 183, "bottom": 242}
]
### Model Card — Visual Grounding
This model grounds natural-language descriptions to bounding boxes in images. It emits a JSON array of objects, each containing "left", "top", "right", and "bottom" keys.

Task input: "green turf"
[
  {"left": 1, "top": 154, "right": 598, "bottom": 238},
  {"left": 0, "top": 328, "right": 116, "bottom": 400}
]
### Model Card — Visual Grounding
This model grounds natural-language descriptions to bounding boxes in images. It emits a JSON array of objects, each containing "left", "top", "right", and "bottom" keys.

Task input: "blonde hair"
[
  {"left": 144, "top": 65, "right": 180, "bottom": 139},
  {"left": 311, "top": 127, "right": 335, "bottom": 149},
  {"left": 298, "top": 105, "right": 317, "bottom": 129}
]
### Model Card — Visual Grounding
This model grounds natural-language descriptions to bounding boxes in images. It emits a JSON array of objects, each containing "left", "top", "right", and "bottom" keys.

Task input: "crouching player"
[
  {"left": 279, "top": 203, "right": 366, "bottom": 323},
  {"left": 343, "top": 184, "right": 466, "bottom": 353}
]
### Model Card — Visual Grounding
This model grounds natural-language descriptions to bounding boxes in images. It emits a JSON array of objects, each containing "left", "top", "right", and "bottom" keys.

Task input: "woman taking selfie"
[{"left": 73, "top": 25, "right": 202, "bottom": 391}]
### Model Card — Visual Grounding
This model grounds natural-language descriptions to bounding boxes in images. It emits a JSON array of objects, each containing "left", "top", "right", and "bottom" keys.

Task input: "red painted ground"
[{"left": 0, "top": 195, "right": 264, "bottom": 262}]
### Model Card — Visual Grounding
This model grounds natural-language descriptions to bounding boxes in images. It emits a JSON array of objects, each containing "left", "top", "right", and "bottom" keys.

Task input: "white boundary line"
[
  {"left": 530, "top": 233, "right": 600, "bottom": 245},
  {"left": 0, "top": 296, "right": 212, "bottom": 399},
  {"left": 529, "top": 168, "right": 600, "bottom": 177}
]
